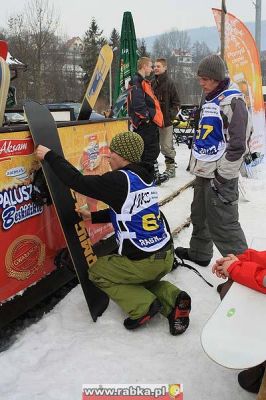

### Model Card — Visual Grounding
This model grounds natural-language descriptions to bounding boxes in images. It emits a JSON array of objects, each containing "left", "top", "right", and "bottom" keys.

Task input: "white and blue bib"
[
  {"left": 192, "top": 89, "right": 242, "bottom": 161},
  {"left": 109, "top": 170, "right": 170, "bottom": 254}
]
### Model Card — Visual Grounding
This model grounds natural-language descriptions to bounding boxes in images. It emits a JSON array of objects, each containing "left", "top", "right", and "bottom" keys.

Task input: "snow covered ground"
[{"left": 0, "top": 143, "right": 265, "bottom": 400}]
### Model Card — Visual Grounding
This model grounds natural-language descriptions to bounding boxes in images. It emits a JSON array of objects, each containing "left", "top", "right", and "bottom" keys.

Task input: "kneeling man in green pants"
[{"left": 36, "top": 131, "right": 191, "bottom": 335}]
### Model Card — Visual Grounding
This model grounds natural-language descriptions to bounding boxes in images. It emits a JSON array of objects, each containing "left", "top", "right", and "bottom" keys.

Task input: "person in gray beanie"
[
  {"left": 197, "top": 54, "right": 227, "bottom": 81},
  {"left": 35, "top": 132, "right": 191, "bottom": 335},
  {"left": 175, "top": 54, "right": 252, "bottom": 286}
]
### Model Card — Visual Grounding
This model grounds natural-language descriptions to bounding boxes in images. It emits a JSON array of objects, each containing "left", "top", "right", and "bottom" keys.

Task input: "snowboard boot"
[
  {"left": 168, "top": 291, "right": 191, "bottom": 335},
  {"left": 238, "top": 363, "right": 265, "bottom": 394},
  {"left": 154, "top": 172, "right": 169, "bottom": 186},
  {"left": 165, "top": 160, "right": 176, "bottom": 178},
  {"left": 175, "top": 247, "right": 211, "bottom": 267},
  {"left": 124, "top": 299, "right": 162, "bottom": 330},
  {"left": 153, "top": 161, "right": 169, "bottom": 186}
]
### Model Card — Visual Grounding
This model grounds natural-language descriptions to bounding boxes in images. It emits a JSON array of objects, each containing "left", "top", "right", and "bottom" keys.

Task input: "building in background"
[{"left": 64, "top": 37, "right": 84, "bottom": 79}]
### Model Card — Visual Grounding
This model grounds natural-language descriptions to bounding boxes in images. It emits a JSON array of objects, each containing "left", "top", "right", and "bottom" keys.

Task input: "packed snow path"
[{"left": 1, "top": 143, "right": 264, "bottom": 400}]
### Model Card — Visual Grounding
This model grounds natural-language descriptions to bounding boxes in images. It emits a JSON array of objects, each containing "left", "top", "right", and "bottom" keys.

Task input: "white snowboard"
[{"left": 201, "top": 282, "right": 266, "bottom": 369}]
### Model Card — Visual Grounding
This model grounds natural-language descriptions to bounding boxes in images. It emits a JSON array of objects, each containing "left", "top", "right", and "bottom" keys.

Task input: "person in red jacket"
[
  {"left": 212, "top": 249, "right": 266, "bottom": 293},
  {"left": 212, "top": 249, "right": 266, "bottom": 294},
  {"left": 212, "top": 249, "right": 266, "bottom": 394}
]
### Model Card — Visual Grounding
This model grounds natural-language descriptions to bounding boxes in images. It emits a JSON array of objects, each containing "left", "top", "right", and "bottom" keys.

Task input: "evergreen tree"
[
  {"left": 0, "top": 30, "right": 7, "bottom": 40},
  {"left": 137, "top": 39, "right": 150, "bottom": 58},
  {"left": 109, "top": 28, "right": 120, "bottom": 50},
  {"left": 81, "top": 18, "right": 106, "bottom": 84}
]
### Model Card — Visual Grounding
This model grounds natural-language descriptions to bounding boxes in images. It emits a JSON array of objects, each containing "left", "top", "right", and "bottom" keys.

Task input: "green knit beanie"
[
  {"left": 197, "top": 54, "right": 227, "bottom": 81},
  {"left": 110, "top": 131, "right": 144, "bottom": 163}
]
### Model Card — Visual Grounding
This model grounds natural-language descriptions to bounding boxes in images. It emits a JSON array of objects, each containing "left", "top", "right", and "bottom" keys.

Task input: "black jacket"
[
  {"left": 45, "top": 150, "right": 172, "bottom": 259},
  {"left": 152, "top": 72, "right": 180, "bottom": 127},
  {"left": 128, "top": 73, "right": 163, "bottom": 128}
]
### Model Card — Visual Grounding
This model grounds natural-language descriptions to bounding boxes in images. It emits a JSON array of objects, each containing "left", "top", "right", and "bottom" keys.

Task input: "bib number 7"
[{"left": 196, "top": 124, "right": 213, "bottom": 140}]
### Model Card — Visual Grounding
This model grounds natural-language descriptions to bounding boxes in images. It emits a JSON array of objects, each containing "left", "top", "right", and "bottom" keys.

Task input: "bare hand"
[
  {"left": 212, "top": 254, "right": 239, "bottom": 279},
  {"left": 75, "top": 204, "right": 92, "bottom": 221},
  {"left": 35, "top": 145, "right": 51, "bottom": 160}
]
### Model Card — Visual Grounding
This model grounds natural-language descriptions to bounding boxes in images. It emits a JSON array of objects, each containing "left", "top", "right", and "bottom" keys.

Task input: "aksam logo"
[{"left": 0, "top": 137, "right": 34, "bottom": 160}]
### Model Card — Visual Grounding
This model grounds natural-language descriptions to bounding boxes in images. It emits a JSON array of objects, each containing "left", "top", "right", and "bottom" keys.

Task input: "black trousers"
[{"left": 135, "top": 122, "right": 160, "bottom": 164}]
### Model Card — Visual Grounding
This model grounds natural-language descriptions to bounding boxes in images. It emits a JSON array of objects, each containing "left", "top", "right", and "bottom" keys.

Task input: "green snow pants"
[
  {"left": 89, "top": 247, "right": 181, "bottom": 320},
  {"left": 188, "top": 176, "right": 248, "bottom": 262}
]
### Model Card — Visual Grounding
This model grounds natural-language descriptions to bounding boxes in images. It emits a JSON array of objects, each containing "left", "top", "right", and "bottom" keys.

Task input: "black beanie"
[
  {"left": 110, "top": 131, "right": 144, "bottom": 163},
  {"left": 197, "top": 54, "right": 227, "bottom": 81}
]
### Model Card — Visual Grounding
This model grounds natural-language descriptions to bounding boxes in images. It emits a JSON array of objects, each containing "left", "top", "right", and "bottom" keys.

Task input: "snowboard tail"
[
  {"left": 24, "top": 100, "right": 109, "bottom": 321},
  {"left": 201, "top": 282, "right": 266, "bottom": 369}
]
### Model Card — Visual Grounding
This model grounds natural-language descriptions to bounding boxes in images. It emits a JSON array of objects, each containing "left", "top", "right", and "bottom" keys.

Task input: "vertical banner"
[
  {"left": 213, "top": 8, "right": 266, "bottom": 170},
  {"left": 113, "top": 11, "right": 138, "bottom": 115}
]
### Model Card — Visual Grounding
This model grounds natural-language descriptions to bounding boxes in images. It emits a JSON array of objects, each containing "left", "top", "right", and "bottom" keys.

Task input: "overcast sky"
[{"left": 0, "top": 0, "right": 264, "bottom": 39}]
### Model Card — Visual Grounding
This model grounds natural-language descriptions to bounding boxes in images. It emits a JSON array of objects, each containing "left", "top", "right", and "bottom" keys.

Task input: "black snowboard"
[{"left": 24, "top": 100, "right": 109, "bottom": 322}]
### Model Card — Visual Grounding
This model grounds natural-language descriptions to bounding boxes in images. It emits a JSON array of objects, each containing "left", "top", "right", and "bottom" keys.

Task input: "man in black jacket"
[
  {"left": 152, "top": 58, "right": 180, "bottom": 178},
  {"left": 36, "top": 131, "right": 191, "bottom": 335},
  {"left": 127, "top": 57, "right": 168, "bottom": 184}
]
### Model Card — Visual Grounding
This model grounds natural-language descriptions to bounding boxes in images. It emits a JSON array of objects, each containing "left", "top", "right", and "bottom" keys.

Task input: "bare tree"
[
  {"left": 152, "top": 33, "right": 172, "bottom": 59},
  {"left": 25, "top": 0, "right": 59, "bottom": 99},
  {"left": 7, "top": 13, "right": 33, "bottom": 101},
  {"left": 6, "top": 0, "right": 70, "bottom": 103},
  {"left": 168, "top": 30, "right": 191, "bottom": 52},
  {"left": 191, "top": 40, "right": 211, "bottom": 64}
]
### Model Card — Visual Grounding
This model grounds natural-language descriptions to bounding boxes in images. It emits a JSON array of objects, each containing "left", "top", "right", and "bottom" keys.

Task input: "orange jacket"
[{"left": 127, "top": 73, "right": 163, "bottom": 129}]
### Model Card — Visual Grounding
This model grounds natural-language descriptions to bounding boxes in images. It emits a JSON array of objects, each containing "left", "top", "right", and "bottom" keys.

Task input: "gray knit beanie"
[
  {"left": 197, "top": 54, "right": 226, "bottom": 81},
  {"left": 110, "top": 131, "right": 144, "bottom": 163}
]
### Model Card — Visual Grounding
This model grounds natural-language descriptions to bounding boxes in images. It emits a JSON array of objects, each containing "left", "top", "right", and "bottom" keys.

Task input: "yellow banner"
[{"left": 85, "top": 44, "right": 113, "bottom": 110}]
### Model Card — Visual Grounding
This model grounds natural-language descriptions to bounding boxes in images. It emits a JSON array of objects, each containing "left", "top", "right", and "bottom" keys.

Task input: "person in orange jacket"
[
  {"left": 212, "top": 249, "right": 266, "bottom": 394},
  {"left": 212, "top": 249, "right": 266, "bottom": 294},
  {"left": 127, "top": 57, "right": 167, "bottom": 185}
]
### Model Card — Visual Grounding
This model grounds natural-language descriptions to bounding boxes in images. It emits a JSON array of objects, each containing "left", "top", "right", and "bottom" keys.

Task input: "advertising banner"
[
  {"left": 0, "top": 130, "right": 65, "bottom": 302},
  {"left": 58, "top": 119, "right": 127, "bottom": 244},
  {"left": 0, "top": 119, "right": 128, "bottom": 302},
  {"left": 213, "top": 8, "right": 266, "bottom": 169}
]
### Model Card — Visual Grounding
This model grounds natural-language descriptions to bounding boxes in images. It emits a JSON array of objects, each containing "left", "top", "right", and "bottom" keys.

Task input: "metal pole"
[
  {"left": 109, "top": 68, "right": 112, "bottom": 108},
  {"left": 108, "top": 46, "right": 117, "bottom": 108},
  {"left": 221, "top": 0, "right": 227, "bottom": 61},
  {"left": 255, "top": 0, "right": 262, "bottom": 54}
]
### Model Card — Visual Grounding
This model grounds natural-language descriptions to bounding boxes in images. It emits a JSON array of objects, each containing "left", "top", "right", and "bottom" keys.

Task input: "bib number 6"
[{"left": 142, "top": 213, "right": 160, "bottom": 231}]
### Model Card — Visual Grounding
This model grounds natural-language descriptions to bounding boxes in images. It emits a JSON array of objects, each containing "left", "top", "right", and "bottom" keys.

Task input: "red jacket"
[{"left": 228, "top": 249, "right": 266, "bottom": 294}]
